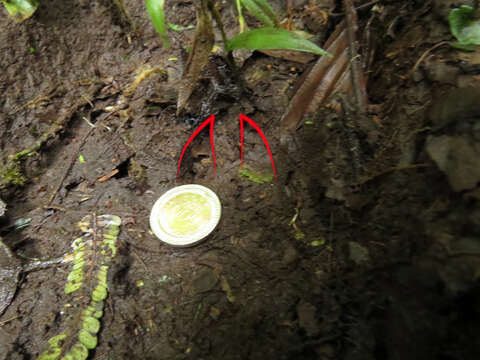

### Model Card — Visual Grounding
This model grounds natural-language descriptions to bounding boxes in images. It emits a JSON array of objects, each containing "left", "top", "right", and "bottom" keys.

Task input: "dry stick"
[
  {"left": 354, "top": 163, "right": 430, "bottom": 186},
  {"left": 343, "top": 0, "right": 367, "bottom": 116},
  {"left": 286, "top": 0, "right": 293, "bottom": 29},
  {"left": 341, "top": 0, "right": 371, "bottom": 180}
]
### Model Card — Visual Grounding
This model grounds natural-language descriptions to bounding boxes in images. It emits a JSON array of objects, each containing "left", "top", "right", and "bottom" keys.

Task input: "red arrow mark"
[
  {"left": 239, "top": 114, "right": 277, "bottom": 182},
  {"left": 177, "top": 115, "right": 216, "bottom": 180}
]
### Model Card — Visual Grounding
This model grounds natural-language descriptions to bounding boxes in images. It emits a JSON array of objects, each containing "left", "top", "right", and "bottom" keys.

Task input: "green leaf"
[
  {"left": 67, "top": 268, "right": 83, "bottom": 282},
  {"left": 240, "top": 0, "right": 278, "bottom": 27},
  {"left": 82, "top": 316, "right": 101, "bottom": 334},
  {"left": 168, "top": 22, "right": 194, "bottom": 32},
  {"left": 310, "top": 239, "right": 325, "bottom": 247},
  {"left": 449, "top": 5, "right": 480, "bottom": 50},
  {"left": 92, "top": 284, "right": 108, "bottom": 301},
  {"left": 70, "top": 342, "right": 89, "bottom": 359},
  {"left": 2, "top": 0, "right": 38, "bottom": 22},
  {"left": 78, "top": 154, "right": 86, "bottom": 163},
  {"left": 48, "top": 334, "right": 67, "bottom": 347},
  {"left": 64, "top": 281, "right": 82, "bottom": 294},
  {"left": 227, "top": 27, "right": 331, "bottom": 56},
  {"left": 145, "top": 0, "right": 169, "bottom": 48},
  {"left": 168, "top": 22, "right": 181, "bottom": 31},
  {"left": 78, "top": 329, "right": 97, "bottom": 350}
]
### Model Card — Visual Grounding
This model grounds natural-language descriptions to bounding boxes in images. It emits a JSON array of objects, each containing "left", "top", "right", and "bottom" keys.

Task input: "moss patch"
[
  {"left": 0, "top": 161, "right": 26, "bottom": 187},
  {"left": 128, "top": 158, "right": 147, "bottom": 184}
]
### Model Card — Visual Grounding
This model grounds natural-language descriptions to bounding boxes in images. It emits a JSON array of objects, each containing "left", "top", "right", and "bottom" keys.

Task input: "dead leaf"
[
  {"left": 280, "top": 22, "right": 352, "bottom": 131},
  {"left": 176, "top": 0, "right": 214, "bottom": 116}
]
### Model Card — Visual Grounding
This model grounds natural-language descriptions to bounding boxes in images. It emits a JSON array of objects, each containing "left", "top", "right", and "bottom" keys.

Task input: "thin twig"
[
  {"left": 330, "top": 0, "right": 381, "bottom": 16},
  {"left": 0, "top": 315, "right": 22, "bottom": 326},
  {"left": 406, "top": 41, "right": 449, "bottom": 78}
]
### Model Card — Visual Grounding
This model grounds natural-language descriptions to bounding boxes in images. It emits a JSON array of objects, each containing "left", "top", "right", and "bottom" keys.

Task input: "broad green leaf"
[
  {"left": 145, "top": 0, "right": 169, "bottom": 48},
  {"left": 227, "top": 27, "right": 331, "bottom": 56},
  {"left": 240, "top": 0, "right": 278, "bottom": 27},
  {"left": 2, "top": 0, "right": 38, "bottom": 22},
  {"left": 449, "top": 5, "right": 480, "bottom": 50}
]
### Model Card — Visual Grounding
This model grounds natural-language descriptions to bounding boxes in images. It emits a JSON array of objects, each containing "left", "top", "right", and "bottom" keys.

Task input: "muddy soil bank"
[{"left": 1, "top": 1, "right": 480, "bottom": 359}]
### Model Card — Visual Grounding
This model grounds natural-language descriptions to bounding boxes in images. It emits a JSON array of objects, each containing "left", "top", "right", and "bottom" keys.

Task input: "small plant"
[
  {"left": 145, "top": 0, "right": 330, "bottom": 56},
  {"left": 449, "top": 2, "right": 480, "bottom": 50},
  {"left": 38, "top": 215, "right": 121, "bottom": 360},
  {"left": 146, "top": 0, "right": 330, "bottom": 117}
]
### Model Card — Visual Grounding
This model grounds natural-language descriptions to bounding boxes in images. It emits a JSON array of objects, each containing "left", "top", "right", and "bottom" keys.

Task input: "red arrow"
[
  {"left": 177, "top": 115, "right": 216, "bottom": 180},
  {"left": 239, "top": 114, "right": 277, "bottom": 182}
]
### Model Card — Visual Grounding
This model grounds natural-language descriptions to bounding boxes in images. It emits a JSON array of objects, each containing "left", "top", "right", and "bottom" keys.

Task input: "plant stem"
[
  {"left": 206, "top": 0, "right": 228, "bottom": 49},
  {"left": 235, "top": 0, "right": 246, "bottom": 33},
  {"left": 473, "top": 0, "right": 479, "bottom": 20},
  {"left": 206, "top": 0, "right": 241, "bottom": 84}
]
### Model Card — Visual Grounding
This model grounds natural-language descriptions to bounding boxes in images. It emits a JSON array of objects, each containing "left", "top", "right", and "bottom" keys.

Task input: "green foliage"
[
  {"left": 78, "top": 329, "right": 97, "bottom": 350},
  {"left": 82, "top": 316, "right": 100, "bottom": 333},
  {"left": 239, "top": 0, "right": 278, "bottom": 27},
  {"left": 449, "top": 5, "right": 480, "bottom": 51},
  {"left": 145, "top": 0, "right": 169, "bottom": 48},
  {"left": 146, "top": 0, "right": 328, "bottom": 58},
  {"left": 168, "top": 22, "right": 194, "bottom": 32},
  {"left": 227, "top": 27, "right": 331, "bottom": 56},
  {"left": 1, "top": 0, "right": 38, "bottom": 22},
  {"left": 238, "top": 168, "right": 274, "bottom": 184},
  {"left": 39, "top": 215, "right": 122, "bottom": 360}
]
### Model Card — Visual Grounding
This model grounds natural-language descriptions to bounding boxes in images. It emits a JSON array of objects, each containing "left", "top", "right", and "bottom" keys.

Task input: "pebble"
[
  {"left": 282, "top": 244, "right": 298, "bottom": 266},
  {"left": 192, "top": 269, "right": 218, "bottom": 294},
  {"left": 426, "top": 135, "right": 480, "bottom": 191},
  {"left": 348, "top": 242, "right": 370, "bottom": 265}
]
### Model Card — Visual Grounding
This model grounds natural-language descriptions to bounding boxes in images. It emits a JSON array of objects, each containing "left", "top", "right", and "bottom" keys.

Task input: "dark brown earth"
[{"left": 1, "top": 0, "right": 480, "bottom": 359}]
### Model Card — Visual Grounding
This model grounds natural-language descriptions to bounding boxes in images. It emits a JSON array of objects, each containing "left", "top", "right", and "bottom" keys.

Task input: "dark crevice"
[{"left": 113, "top": 156, "right": 132, "bottom": 179}]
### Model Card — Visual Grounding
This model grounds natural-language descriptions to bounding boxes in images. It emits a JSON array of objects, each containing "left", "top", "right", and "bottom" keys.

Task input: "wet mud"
[{"left": 1, "top": 1, "right": 480, "bottom": 359}]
